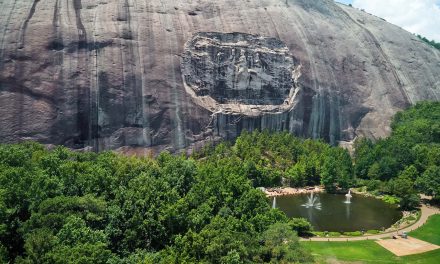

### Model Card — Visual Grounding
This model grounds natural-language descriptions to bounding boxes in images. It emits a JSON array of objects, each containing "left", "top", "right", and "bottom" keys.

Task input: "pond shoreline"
[
  {"left": 302, "top": 204, "right": 437, "bottom": 241},
  {"left": 262, "top": 186, "right": 324, "bottom": 197},
  {"left": 263, "top": 186, "right": 417, "bottom": 237},
  {"left": 349, "top": 189, "right": 421, "bottom": 233}
]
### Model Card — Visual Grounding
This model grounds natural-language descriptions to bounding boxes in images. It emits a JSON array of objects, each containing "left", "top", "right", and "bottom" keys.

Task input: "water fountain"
[
  {"left": 302, "top": 192, "right": 322, "bottom": 210},
  {"left": 344, "top": 190, "right": 352, "bottom": 204},
  {"left": 272, "top": 196, "right": 277, "bottom": 209},
  {"left": 274, "top": 192, "right": 402, "bottom": 232}
]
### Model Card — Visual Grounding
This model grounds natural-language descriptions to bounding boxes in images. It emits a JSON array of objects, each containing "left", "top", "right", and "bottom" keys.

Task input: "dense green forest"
[
  {"left": 354, "top": 101, "right": 440, "bottom": 209},
  {"left": 0, "top": 137, "right": 320, "bottom": 263},
  {"left": 1, "top": 101, "right": 438, "bottom": 263},
  {"left": 194, "top": 131, "right": 354, "bottom": 192}
]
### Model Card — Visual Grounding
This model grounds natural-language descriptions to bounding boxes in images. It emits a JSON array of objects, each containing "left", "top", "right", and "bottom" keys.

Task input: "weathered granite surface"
[
  {"left": 182, "top": 32, "right": 299, "bottom": 105},
  {"left": 0, "top": 0, "right": 439, "bottom": 153}
]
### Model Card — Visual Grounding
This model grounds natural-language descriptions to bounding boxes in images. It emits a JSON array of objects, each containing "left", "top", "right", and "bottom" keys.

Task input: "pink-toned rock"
[
  {"left": 264, "top": 186, "right": 324, "bottom": 197},
  {"left": 0, "top": 0, "right": 439, "bottom": 153}
]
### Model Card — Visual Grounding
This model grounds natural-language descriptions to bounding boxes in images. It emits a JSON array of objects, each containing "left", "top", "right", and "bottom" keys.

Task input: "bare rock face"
[{"left": 0, "top": 0, "right": 439, "bottom": 153}]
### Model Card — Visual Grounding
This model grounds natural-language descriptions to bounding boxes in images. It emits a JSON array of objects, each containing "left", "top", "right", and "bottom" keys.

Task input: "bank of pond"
[{"left": 267, "top": 189, "right": 422, "bottom": 238}]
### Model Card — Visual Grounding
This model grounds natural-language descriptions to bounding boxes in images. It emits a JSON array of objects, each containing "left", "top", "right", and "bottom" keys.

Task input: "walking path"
[{"left": 301, "top": 204, "right": 440, "bottom": 242}]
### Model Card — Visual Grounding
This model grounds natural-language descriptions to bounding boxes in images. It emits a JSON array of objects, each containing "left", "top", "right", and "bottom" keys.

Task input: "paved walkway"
[
  {"left": 301, "top": 204, "right": 440, "bottom": 242},
  {"left": 377, "top": 236, "right": 440, "bottom": 256}
]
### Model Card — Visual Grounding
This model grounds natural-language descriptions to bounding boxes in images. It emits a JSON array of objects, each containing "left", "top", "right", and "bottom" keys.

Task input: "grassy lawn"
[
  {"left": 409, "top": 214, "right": 440, "bottom": 245},
  {"left": 302, "top": 241, "right": 440, "bottom": 264},
  {"left": 302, "top": 212, "right": 440, "bottom": 263},
  {"left": 302, "top": 241, "right": 398, "bottom": 263}
]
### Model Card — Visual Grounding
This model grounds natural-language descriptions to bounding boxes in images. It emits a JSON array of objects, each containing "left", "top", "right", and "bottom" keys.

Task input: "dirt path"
[{"left": 301, "top": 204, "right": 440, "bottom": 242}]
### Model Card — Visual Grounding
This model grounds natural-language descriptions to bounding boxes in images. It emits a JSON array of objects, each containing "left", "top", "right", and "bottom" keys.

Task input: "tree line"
[
  {"left": 1, "top": 101, "right": 438, "bottom": 263},
  {"left": 417, "top": 35, "right": 440, "bottom": 50},
  {"left": 0, "top": 139, "right": 314, "bottom": 263}
]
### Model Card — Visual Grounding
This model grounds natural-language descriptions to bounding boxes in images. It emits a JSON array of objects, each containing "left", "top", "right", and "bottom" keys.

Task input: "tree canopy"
[
  {"left": 354, "top": 102, "right": 440, "bottom": 208},
  {"left": 0, "top": 138, "right": 316, "bottom": 263}
]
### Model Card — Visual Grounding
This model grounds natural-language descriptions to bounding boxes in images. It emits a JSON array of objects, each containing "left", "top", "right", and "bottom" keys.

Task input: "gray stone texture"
[{"left": 0, "top": 0, "right": 439, "bottom": 153}]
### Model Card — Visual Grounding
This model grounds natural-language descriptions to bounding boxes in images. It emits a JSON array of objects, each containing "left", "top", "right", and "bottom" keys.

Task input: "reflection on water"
[
  {"left": 345, "top": 201, "right": 350, "bottom": 220},
  {"left": 272, "top": 193, "right": 402, "bottom": 232}
]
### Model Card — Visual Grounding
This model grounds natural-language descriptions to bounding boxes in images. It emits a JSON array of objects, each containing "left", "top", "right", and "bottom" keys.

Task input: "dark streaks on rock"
[
  {"left": 0, "top": 0, "right": 18, "bottom": 66},
  {"left": 298, "top": 86, "right": 316, "bottom": 137},
  {"left": 0, "top": 0, "right": 439, "bottom": 152},
  {"left": 65, "top": 40, "right": 113, "bottom": 53},
  {"left": 72, "top": 0, "right": 93, "bottom": 147},
  {"left": 9, "top": 54, "right": 31, "bottom": 61},
  {"left": 73, "top": 0, "right": 86, "bottom": 42},
  {"left": 1, "top": 79, "right": 56, "bottom": 104},
  {"left": 47, "top": 40, "right": 65, "bottom": 51},
  {"left": 122, "top": 0, "right": 144, "bottom": 145},
  {"left": 19, "top": 0, "right": 40, "bottom": 49},
  {"left": 49, "top": 0, "right": 67, "bottom": 144},
  {"left": 141, "top": 0, "right": 157, "bottom": 147}
]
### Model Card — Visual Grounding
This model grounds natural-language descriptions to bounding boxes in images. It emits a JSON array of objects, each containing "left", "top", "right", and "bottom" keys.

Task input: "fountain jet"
[
  {"left": 344, "top": 190, "right": 352, "bottom": 204},
  {"left": 302, "top": 192, "right": 321, "bottom": 210}
]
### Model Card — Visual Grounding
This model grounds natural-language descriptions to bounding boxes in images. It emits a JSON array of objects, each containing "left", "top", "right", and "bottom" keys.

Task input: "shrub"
[
  {"left": 366, "top": 180, "right": 383, "bottom": 191},
  {"left": 382, "top": 195, "right": 400, "bottom": 205},
  {"left": 288, "top": 218, "right": 313, "bottom": 237},
  {"left": 311, "top": 231, "right": 325, "bottom": 237},
  {"left": 405, "top": 215, "right": 416, "bottom": 221},
  {"left": 354, "top": 178, "right": 368, "bottom": 188},
  {"left": 343, "top": 231, "right": 362, "bottom": 236},
  {"left": 328, "top": 232, "right": 342, "bottom": 237}
]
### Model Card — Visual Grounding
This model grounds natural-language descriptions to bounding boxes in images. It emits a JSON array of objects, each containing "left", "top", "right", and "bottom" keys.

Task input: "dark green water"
[{"left": 272, "top": 193, "right": 402, "bottom": 232}]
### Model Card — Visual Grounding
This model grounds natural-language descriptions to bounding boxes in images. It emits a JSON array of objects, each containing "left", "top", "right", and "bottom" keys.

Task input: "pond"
[{"left": 272, "top": 193, "right": 402, "bottom": 232}]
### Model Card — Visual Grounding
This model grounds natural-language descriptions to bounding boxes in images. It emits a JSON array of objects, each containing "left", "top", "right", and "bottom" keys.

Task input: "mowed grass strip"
[
  {"left": 302, "top": 241, "right": 399, "bottom": 263},
  {"left": 409, "top": 214, "right": 440, "bottom": 245},
  {"left": 302, "top": 211, "right": 440, "bottom": 263},
  {"left": 302, "top": 241, "right": 440, "bottom": 264},
  {"left": 402, "top": 249, "right": 440, "bottom": 264}
]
